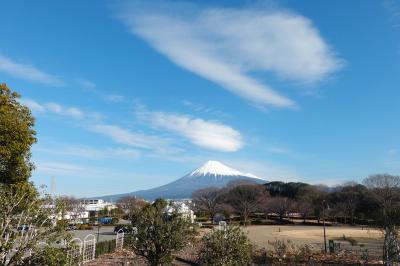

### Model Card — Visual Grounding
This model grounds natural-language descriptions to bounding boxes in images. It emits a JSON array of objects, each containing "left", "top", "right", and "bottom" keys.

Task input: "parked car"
[
  {"left": 66, "top": 224, "right": 77, "bottom": 231},
  {"left": 113, "top": 224, "right": 132, "bottom": 234}
]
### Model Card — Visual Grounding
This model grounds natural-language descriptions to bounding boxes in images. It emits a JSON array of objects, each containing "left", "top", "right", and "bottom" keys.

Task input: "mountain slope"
[{"left": 97, "top": 161, "right": 266, "bottom": 201}]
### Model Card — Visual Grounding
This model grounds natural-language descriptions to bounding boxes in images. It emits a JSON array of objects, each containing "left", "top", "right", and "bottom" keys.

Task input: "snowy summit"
[
  {"left": 96, "top": 160, "right": 266, "bottom": 200},
  {"left": 189, "top": 160, "right": 262, "bottom": 179}
]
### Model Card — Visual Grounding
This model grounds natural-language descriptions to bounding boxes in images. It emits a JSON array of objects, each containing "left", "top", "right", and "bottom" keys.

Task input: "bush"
[
  {"left": 128, "top": 199, "right": 197, "bottom": 266},
  {"left": 199, "top": 226, "right": 252, "bottom": 266},
  {"left": 111, "top": 217, "right": 119, "bottom": 225},
  {"left": 22, "top": 246, "right": 69, "bottom": 265},
  {"left": 96, "top": 239, "right": 116, "bottom": 256},
  {"left": 195, "top": 216, "right": 209, "bottom": 222},
  {"left": 76, "top": 224, "right": 93, "bottom": 230}
]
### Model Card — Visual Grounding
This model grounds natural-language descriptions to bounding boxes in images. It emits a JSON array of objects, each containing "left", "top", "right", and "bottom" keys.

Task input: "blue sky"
[{"left": 1, "top": 0, "right": 400, "bottom": 197}]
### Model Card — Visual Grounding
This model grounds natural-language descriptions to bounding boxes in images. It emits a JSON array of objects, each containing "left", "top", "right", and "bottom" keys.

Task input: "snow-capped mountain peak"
[
  {"left": 189, "top": 160, "right": 259, "bottom": 179},
  {"left": 243, "top": 172, "right": 262, "bottom": 180},
  {"left": 97, "top": 160, "right": 267, "bottom": 200}
]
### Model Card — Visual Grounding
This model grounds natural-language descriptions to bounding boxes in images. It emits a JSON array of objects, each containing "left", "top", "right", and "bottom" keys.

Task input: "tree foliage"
[
  {"left": 127, "top": 199, "right": 196, "bottom": 266},
  {"left": 199, "top": 226, "right": 252, "bottom": 266},
  {"left": 0, "top": 83, "right": 37, "bottom": 184}
]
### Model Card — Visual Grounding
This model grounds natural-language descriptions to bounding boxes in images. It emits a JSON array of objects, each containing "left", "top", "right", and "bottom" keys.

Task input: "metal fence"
[{"left": 65, "top": 231, "right": 126, "bottom": 265}]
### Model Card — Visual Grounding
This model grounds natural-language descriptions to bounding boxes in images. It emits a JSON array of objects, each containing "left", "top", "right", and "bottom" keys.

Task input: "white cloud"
[
  {"left": 0, "top": 54, "right": 64, "bottom": 86},
  {"left": 137, "top": 108, "right": 244, "bottom": 152},
  {"left": 20, "top": 99, "right": 46, "bottom": 112},
  {"left": 44, "top": 102, "right": 63, "bottom": 113},
  {"left": 181, "top": 100, "right": 228, "bottom": 117},
  {"left": 103, "top": 94, "right": 127, "bottom": 103},
  {"left": 116, "top": 2, "right": 342, "bottom": 108},
  {"left": 20, "top": 99, "right": 84, "bottom": 119},
  {"left": 77, "top": 79, "right": 96, "bottom": 90},
  {"left": 88, "top": 124, "right": 180, "bottom": 153},
  {"left": 33, "top": 160, "right": 175, "bottom": 196},
  {"left": 64, "top": 107, "right": 84, "bottom": 119},
  {"left": 35, "top": 145, "right": 141, "bottom": 160}
]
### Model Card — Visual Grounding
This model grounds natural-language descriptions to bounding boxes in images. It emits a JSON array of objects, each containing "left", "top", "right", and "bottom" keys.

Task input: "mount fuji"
[{"left": 98, "top": 161, "right": 266, "bottom": 201}]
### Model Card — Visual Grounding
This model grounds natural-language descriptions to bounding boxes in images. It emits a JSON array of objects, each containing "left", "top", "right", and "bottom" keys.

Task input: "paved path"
[{"left": 72, "top": 226, "right": 116, "bottom": 242}]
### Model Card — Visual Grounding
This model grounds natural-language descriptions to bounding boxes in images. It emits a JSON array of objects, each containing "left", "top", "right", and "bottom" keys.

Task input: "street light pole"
[
  {"left": 323, "top": 200, "right": 327, "bottom": 253},
  {"left": 97, "top": 223, "right": 101, "bottom": 242}
]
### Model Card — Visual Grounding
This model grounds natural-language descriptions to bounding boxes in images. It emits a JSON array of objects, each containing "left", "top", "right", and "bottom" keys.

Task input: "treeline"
[{"left": 192, "top": 175, "right": 400, "bottom": 226}]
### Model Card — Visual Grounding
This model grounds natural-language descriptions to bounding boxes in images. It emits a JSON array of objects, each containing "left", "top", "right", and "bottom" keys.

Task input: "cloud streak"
[
  {"left": 20, "top": 99, "right": 84, "bottom": 119},
  {"left": 136, "top": 107, "right": 244, "bottom": 152},
  {"left": 116, "top": 2, "right": 342, "bottom": 108},
  {"left": 89, "top": 124, "right": 170, "bottom": 150},
  {"left": 0, "top": 54, "right": 64, "bottom": 86},
  {"left": 34, "top": 144, "right": 141, "bottom": 160}
]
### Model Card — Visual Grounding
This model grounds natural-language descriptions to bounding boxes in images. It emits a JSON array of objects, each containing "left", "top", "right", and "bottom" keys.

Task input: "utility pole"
[{"left": 323, "top": 200, "right": 327, "bottom": 253}]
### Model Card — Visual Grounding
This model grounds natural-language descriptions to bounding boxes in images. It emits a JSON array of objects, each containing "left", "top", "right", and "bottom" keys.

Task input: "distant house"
[{"left": 165, "top": 200, "right": 196, "bottom": 223}]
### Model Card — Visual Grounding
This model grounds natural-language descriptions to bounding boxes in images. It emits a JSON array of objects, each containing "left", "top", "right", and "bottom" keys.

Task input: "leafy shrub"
[
  {"left": 199, "top": 226, "right": 252, "bottom": 266},
  {"left": 22, "top": 246, "right": 69, "bottom": 265},
  {"left": 96, "top": 239, "right": 116, "bottom": 256},
  {"left": 195, "top": 216, "right": 209, "bottom": 222},
  {"left": 128, "top": 199, "right": 197, "bottom": 266},
  {"left": 76, "top": 224, "right": 93, "bottom": 230}
]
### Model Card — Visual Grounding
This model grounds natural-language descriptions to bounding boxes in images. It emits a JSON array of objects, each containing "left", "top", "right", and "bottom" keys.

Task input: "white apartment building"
[{"left": 79, "top": 199, "right": 117, "bottom": 216}]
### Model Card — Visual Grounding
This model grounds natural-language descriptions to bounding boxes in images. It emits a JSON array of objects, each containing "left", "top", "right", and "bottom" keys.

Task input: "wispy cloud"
[
  {"left": 388, "top": 148, "right": 398, "bottom": 155},
  {"left": 76, "top": 79, "right": 96, "bottom": 90},
  {"left": 136, "top": 107, "right": 244, "bottom": 152},
  {"left": 34, "top": 144, "right": 141, "bottom": 160},
  {"left": 115, "top": 2, "right": 342, "bottom": 109},
  {"left": 0, "top": 54, "right": 64, "bottom": 86},
  {"left": 224, "top": 159, "right": 300, "bottom": 181},
  {"left": 33, "top": 160, "right": 175, "bottom": 196},
  {"left": 103, "top": 94, "right": 127, "bottom": 103},
  {"left": 181, "top": 100, "right": 229, "bottom": 118},
  {"left": 20, "top": 98, "right": 84, "bottom": 119},
  {"left": 88, "top": 124, "right": 183, "bottom": 156}
]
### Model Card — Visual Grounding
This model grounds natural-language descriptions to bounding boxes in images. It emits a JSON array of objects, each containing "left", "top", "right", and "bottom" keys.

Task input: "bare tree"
[
  {"left": 296, "top": 185, "right": 327, "bottom": 223},
  {"left": 117, "top": 196, "right": 147, "bottom": 220},
  {"left": 59, "top": 196, "right": 85, "bottom": 222},
  {"left": 0, "top": 185, "right": 69, "bottom": 265},
  {"left": 296, "top": 200, "right": 314, "bottom": 223},
  {"left": 266, "top": 197, "right": 294, "bottom": 221},
  {"left": 224, "top": 184, "right": 268, "bottom": 224},
  {"left": 363, "top": 174, "right": 400, "bottom": 264},
  {"left": 192, "top": 187, "right": 221, "bottom": 223},
  {"left": 331, "top": 202, "right": 348, "bottom": 224}
]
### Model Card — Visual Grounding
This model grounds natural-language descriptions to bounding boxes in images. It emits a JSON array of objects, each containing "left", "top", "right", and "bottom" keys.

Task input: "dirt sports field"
[{"left": 243, "top": 225, "right": 384, "bottom": 252}]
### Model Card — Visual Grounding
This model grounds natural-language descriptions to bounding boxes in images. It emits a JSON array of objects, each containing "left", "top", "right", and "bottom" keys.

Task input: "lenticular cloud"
[{"left": 115, "top": 2, "right": 343, "bottom": 109}]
